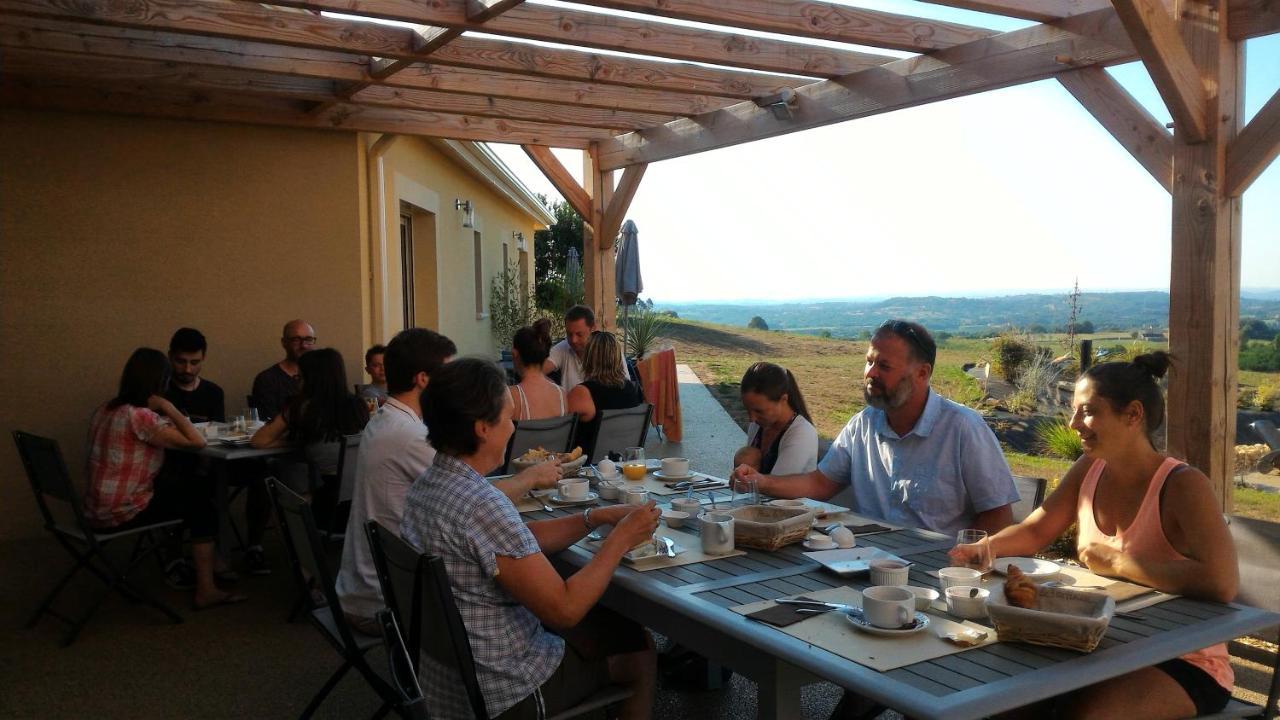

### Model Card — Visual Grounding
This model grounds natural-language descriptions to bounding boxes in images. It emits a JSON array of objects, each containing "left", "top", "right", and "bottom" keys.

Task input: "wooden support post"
[
  {"left": 582, "top": 144, "right": 617, "bottom": 330},
  {"left": 1165, "top": 0, "right": 1241, "bottom": 510}
]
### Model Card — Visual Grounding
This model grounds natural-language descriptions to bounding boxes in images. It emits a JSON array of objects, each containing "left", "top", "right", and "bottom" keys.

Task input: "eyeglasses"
[
  {"left": 877, "top": 320, "right": 933, "bottom": 365},
  {"left": 285, "top": 336, "right": 317, "bottom": 344}
]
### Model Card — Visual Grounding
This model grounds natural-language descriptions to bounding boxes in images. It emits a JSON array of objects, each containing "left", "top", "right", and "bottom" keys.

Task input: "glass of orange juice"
[{"left": 622, "top": 447, "right": 647, "bottom": 480}]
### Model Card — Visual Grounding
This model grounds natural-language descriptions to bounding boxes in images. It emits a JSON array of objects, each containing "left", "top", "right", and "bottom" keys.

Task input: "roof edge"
[{"left": 429, "top": 139, "right": 555, "bottom": 226}]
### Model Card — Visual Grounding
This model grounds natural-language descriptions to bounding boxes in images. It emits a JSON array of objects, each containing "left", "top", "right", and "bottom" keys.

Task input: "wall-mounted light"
[
  {"left": 513, "top": 231, "right": 527, "bottom": 251},
  {"left": 455, "top": 199, "right": 474, "bottom": 228},
  {"left": 753, "top": 87, "right": 797, "bottom": 121}
]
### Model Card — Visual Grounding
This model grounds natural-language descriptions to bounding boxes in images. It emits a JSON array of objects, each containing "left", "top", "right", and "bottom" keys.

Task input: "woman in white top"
[
  {"left": 733, "top": 362, "right": 819, "bottom": 476},
  {"left": 509, "top": 319, "right": 568, "bottom": 421}
]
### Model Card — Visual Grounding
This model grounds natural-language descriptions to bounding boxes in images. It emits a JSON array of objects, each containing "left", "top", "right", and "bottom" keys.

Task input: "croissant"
[{"left": 1003, "top": 564, "right": 1039, "bottom": 609}]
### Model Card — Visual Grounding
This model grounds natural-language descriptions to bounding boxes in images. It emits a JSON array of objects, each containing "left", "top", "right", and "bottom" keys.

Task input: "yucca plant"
[
  {"left": 1036, "top": 417, "right": 1083, "bottom": 460},
  {"left": 621, "top": 299, "right": 669, "bottom": 360}
]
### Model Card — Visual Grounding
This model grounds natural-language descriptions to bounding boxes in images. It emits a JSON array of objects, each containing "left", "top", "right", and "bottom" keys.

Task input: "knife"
[
  {"left": 775, "top": 598, "right": 861, "bottom": 615},
  {"left": 661, "top": 536, "right": 677, "bottom": 558},
  {"left": 671, "top": 478, "right": 726, "bottom": 490}
]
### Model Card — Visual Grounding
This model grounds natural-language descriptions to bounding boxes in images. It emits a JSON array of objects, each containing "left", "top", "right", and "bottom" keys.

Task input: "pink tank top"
[{"left": 1077, "top": 457, "right": 1233, "bottom": 691}]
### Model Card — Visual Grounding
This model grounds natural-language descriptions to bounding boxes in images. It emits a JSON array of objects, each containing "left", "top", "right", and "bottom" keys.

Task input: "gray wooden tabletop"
[{"left": 531, "top": 493, "right": 1280, "bottom": 720}]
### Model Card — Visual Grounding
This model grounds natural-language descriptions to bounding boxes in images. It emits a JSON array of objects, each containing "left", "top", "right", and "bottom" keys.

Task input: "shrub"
[
  {"left": 1005, "top": 350, "right": 1061, "bottom": 414},
  {"left": 489, "top": 261, "right": 539, "bottom": 351},
  {"left": 990, "top": 332, "right": 1036, "bottom": 382},
  {"left": 1037, "top": 417, "right": 1083, "bottom": 460},
  {"left": 1240, "top": 343, "right": 1280, "bottom": 372},
  {"left": 747, "top": 316, "right": 769, "bottom": 331},
  {"left": 621, "top": 299, "right": 670, "bottom": 360},
  {"left": 1238, "top": 386, "right": 1258, "bottom": 409},
  {"left": 1257, "top": 382, "right": 1280, "bottom": 411}
]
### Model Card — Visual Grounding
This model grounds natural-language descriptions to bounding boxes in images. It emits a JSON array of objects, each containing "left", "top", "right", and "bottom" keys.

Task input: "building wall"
[{"left": 0, "top": 109, "right": 365, "bottom": 540}]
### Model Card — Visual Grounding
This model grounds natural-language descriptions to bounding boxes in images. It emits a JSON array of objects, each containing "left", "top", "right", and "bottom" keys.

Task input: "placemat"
[
  {"left": 577, "top": 526, "right": 745, "bottom": 571},
  {"left": 638, "top": 473, "right": 730, "bottom": 496},
  {"left": 1051, "top": 564, "right": 1155, "bottom": 602},
  {"left": 731, "top": 586, "right": 995, "bottom": 672}
]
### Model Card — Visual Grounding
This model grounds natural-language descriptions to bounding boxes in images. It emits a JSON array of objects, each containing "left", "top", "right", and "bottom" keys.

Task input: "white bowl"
[
  {"left": 767, "top": 499, "right": 807, "bottom": 508},
  {"left": 938, "top": 566, "right": 982, "bottom": 590},
  {"left": 946, "top": 585, "right": 990, "bottom": 620},
  {"left": 905, "top": 585, "right": 941, "bottom": 611},
  {"left": 597, "top": 481, "right": 622, "bottom": 500},
  {"left": 661, "top": 510, "right": 690, "bottom": 528}
]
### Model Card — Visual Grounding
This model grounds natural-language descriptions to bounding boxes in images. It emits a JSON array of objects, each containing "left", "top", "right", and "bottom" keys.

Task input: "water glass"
[
  {"left": 247, "top": 407, "right": 260, "bottom": 424},
  {"left": 622, "top": 447, "right": 645, "bottom": 464},
  {"left": 955, "top": 529, "right": 992, "bottom": 572}
]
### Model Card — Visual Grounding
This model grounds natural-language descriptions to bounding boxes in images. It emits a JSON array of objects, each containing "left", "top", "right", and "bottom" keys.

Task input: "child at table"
[{"left": 950, "top": 352, "right": 1237, "bottom": 719}]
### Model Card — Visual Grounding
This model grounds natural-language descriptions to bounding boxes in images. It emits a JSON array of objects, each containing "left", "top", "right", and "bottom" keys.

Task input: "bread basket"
[
  {"left": 985, "top": 585, "right": 1115, "bottom": 652},
  {"left": 724, "top": 505, "right": 814, "bottom": 550}
]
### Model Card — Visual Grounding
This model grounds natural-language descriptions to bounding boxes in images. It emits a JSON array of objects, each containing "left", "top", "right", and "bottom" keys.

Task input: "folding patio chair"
[
  {"left": 267, "top": 479, "right": 399, "bottom": 720},
  {"left": 500, "top": 414, "right": 578, "bottom": 474},
  {"left": 1011, "top": 475, "right": 1047, "bottom": 523},
  {"left": 14, "top": 430, "right": 183, "bottom": 647},
  {"left": 365, "top": 521, "right": 632, "bottom": 720},
  {"left": 587, "top": 404, "right": 653, "bottom": 464}
]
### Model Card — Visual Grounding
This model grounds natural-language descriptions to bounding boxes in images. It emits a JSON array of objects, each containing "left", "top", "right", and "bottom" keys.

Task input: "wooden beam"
[
  {"left": 581, "top": 144, "right": 617, "bottom": 327},
  {"left": 369, "top": 28, "right": 460, "bottom": 78},
  {"left": 467, "top": 0, "right": 523, "bottom": 23},
  {"left": 0, "top": 14, "right": 731, "bottom": 117},
  {"left": 1229, "top": 0, "right": 1280, "bottom": 40},
  {"left": 352, "top": 85, "right": 676, "bottom": 130},
  {"left": 596, "top": 8, "right": 1139, "bottom": 170},
  {"left": 570, "top": 0, "right": 996, "bottom": 53},
  {"left": 255, "top": 0, "right": 899, "bottom": 78},
  {"left": 913, "top": 1, "right": 1110, "bottom": 23},
  {"left": 1057, "top": 66, "right": 1173, "bottom": 191},
  {"left": 0, "top": 76, "right": 611, "bottom": 147},
  {"left": 601, "top": 164, "right": 647, "bottom": 250},
  {"left": 1111, "top": 0, "right": 1210, "bottom": 143},
  {"left": 1225, "top": 88, "right": 1280, "bottom": 196},
  {"left": 1165, "top": 0, "right": 1241, "bottom": 509},
  {"left": 522, "top": 145, "right": 593, "bottom": 221}
]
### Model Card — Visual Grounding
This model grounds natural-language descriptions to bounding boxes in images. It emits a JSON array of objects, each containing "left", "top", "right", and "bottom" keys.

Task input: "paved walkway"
[{"left": 644, "top": 364, "right": 748, "bottom": 479}]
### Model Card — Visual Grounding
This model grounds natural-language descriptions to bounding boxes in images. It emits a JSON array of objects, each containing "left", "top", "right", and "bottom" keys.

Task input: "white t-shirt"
[
  {"left": 336, "top": 397, "right": 435, "bottom": 619},
  {"left": 746, "top": 414, "right": 819, "bottom": 476},
  {"left": 547, "top": 338, "right": 631, "bottom": 390}
]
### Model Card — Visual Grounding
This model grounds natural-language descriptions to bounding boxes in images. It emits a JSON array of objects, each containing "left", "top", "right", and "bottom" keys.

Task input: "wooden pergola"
[{"left": 1, "top": 0, "right": 1278, "bottom": 504}]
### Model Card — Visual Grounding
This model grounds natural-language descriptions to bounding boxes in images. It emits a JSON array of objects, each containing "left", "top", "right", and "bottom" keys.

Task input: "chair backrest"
[
  {"left": 376, "top": 609, "right": 429, "bottom": 720},
  {"left": 588, "top": 404, "right": 653, "bottom": 464},
  {"left": 502, "top": 415, "right": 578, "bottom": 474},
  {"left": 13, "top": 430, "right": 95, "bottom": 542},
  {"left": 1011, "top": 475, "right": 1047, "bottom": 523},
  {"left": 366, "top": 520, "right": 488, "bottom": 719},
  {"left": 335, "top": 434, "right": 362, "bottom": 504},
  {"left": 1227, "top": 515, "right": 1280, "bottom": 644},
  {"left": 268, "top": 479, "right": 359, "bottom": 648}
]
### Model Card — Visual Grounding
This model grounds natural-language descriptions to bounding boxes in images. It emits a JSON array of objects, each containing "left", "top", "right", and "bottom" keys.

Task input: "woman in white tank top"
[{"left": 508, "top": 320, "right": 569, "bottom": 421}]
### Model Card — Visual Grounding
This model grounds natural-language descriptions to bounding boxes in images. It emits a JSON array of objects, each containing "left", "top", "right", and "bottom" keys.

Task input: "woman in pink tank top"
[{"left": 950, "top": 352, "right": 1238, "bottom": 719}]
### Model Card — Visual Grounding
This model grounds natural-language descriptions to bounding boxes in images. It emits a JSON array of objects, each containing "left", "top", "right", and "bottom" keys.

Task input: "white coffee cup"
[
  {"left": 558, "top": 478, "right": 589, "bottom": 500},
  {"left": 203, "top": 423, "right": 220, "bottom": 440},
  {"left": 661, "top": 457, "right": 690, "bottom": 477},
  {"left": 670, "top": 497, "right": 702, "bottom": 517},
  {"left": 938, "top": 566, "right": 983, "bottom": 590},
  {"left": 861, "top": 585, "right": 915, "bottom": 629},
  {"left": 806, "top": 534, "right": 836, "bottom": 549},
  {"left": 869, "top": 559, "right": 910, "bottom": 586},
  {"left": 700, "top": 513, "right": 735, "bottom": 555},
  {"left": 945, "top": 585, "right": 990, "bottom": 620},
  {"left": 622, "top": 487, "right": 649, "bottom": 505},
  {"left": 829, "top": 527, "right": 856, "bottom": 548},
  {"left": 661, "top": 510, "right": 689, "bottom": 528}
]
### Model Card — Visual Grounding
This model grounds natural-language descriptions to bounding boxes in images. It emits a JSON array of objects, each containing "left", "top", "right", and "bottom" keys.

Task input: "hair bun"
[{"left": 1132, "top": 351, "right": 1171, "bottom": 380}]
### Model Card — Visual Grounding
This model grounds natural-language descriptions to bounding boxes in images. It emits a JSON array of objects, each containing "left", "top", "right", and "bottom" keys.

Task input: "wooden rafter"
[
  {"left": 1111, "top": 0, "right": 1210, "bottom": 143},
  {"left": 1225, "top": 88, "right": 1280, "bottom": 197},
  {"left": 570, "top": 0, "right": 996, "bottom": 53},
  {"left": 601, "top": 164, "right": 647, "bottom": 250},
  {"left": 522, "top": 145, "right": 593, "bottom": 221},
  {"left": 468, "top": 0, "right": 524, "bottom": 23},
  {"left": 1057, "top": 66, "right": 1173, "bottom": 191},
  {"left": 596, "top": 8, "right": 1139, "bottom": 170},
  {"left": 913, "top": 1, "right": 1110, "bottom": 23},
  {"left": 352, "top": 85, "right": 676, "bottom": 130},
  {"left": 257, "top": 0, "right": 899, "bottom": 78},
  {"left": 1229, "top": 0, "right": 1280, "bottom": 41}
]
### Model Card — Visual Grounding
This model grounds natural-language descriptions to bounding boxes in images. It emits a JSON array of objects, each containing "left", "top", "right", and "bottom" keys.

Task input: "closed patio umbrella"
[{"left": 615, "top": 219, "right": 643, "bottom": 311}]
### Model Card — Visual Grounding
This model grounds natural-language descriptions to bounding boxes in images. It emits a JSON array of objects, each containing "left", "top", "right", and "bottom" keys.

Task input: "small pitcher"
[{"left": 700, "top": 513, "right": 735, "bottom": 555}]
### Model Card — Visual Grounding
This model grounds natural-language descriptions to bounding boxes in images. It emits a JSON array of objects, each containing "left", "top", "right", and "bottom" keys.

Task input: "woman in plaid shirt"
[{"left": 87, "top": 348, "right": 246, "bottom": 609}]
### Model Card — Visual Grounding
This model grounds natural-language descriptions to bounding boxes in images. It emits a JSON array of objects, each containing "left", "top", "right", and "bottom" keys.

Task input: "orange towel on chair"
[{"left": 637, "top": 348, "right": 682, "bottom": 442}]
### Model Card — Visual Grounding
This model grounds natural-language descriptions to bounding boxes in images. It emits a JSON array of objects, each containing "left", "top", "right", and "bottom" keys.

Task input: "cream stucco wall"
[{"left": 0, "top": 109, "right": 365, "bottom": 540}]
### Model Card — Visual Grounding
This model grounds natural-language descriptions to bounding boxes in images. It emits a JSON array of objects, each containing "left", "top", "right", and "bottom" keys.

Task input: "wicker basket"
[
  {"left": 510, "top": 454, "right": 588, "bottom": 475},
  {"left": 985, "top": 585, "right": 1116, "bottom": 652},
  {"left": 724, "top": 505, "right": 815, "bottom": 551}
]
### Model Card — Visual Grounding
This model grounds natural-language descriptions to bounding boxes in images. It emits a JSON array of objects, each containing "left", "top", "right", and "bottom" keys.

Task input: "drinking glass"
[
  {"left": 621, "top": 447, "right": 646, "bottom": 481},
  {"left": 622, "top": 447, "right": 644, "bottom": 464},
  {"left": 955, "top": 529, "right": 991, "bottom": 572},
  {"left": 247, "top": 407, "right": 260, "bottom": 424}
]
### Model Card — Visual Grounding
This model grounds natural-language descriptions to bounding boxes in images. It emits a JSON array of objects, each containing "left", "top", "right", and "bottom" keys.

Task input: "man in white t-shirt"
[{"left": 546, "top": 304, "right": 630, "bottom": 389}]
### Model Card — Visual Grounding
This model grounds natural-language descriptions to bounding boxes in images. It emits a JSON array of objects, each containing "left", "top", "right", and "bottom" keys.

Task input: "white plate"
[
  {"left": 549, "top": 492, "right": 599, "bottom": 505},
  {"left": 622, "top": 538, "right": 683, "bottom": 563},
  {"left": 802, "top": 547, "right": 908, "bottom": 576},
  {"left": 218, "top": 436, "right": 252, "bottom": 446},
  {"left": 845, "top": 611, "right": 930, "bottom": 637},
  {"left": 803, "top": 539, "right": 839, "bottom": 551},
  {"left": 653, "top": 470, "right": 695, "bottom": 482},
  {"left": 993, "top": 557, "right": 1060, "bottom": 580}
]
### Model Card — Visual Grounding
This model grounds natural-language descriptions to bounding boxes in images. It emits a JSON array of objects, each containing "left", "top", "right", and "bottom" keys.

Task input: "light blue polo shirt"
[{"left": 817, "top": 389, "right": 1018, "bottom": 536}]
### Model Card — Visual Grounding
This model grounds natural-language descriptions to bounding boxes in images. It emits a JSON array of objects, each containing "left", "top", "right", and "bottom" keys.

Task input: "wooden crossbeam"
[
  {"left": 913, "top": 1, "right": 1110, "bottom": 23},
  {"left": 0, "top": 76, "right": 610, "bottom": 147},
  {"left": 256, "top": 0, "right": 899, "bottom": 78},
  {"left": 597, "top": 8, "right": 1138, "bottom": 170},
  {"left": 1111, "top": 0, "right": 1209, "bottom": 143},
  {"left": 570, "top": 0, "right": 995, "bottom": 52},
  {"left": 600, "top": 164, "right": 647, "bottom": 250},
  {"left": 352, "top": 85, "right": 676, "bottom": 130},
  {"left": 522, "top": 145, "right": 593, "bottom": 221},
  {"left": 1229, "top": 0, "right": 1280, "bottom": 41},
  {"left": 1057, "top": 66, "right": 1173, "bottom": 191},
  {"left": 0, "top": 15, "right": 732, "bottom": 117},
  {"left": 468, "top": 0, "right": 524, "bottom": 23},
  {"left": 1225, "top": 88, "right": 1280, "bottom": 197}
]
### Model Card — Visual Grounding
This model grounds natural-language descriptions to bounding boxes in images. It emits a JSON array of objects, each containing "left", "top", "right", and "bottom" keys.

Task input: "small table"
[{"left": 175, "top": 441, "right": 299, "bottom": 551}]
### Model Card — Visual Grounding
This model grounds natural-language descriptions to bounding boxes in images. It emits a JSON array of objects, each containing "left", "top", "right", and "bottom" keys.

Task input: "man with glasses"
[
  {"left": 734, "top": 319, "right": 1017, "bottom": 536},
  {"left": 251, "top": 319, "right": 316, "bottom": 420}
]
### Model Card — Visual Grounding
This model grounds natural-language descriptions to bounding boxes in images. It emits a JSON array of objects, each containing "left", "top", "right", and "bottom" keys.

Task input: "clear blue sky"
[{"left": 490, "top": 1, "right": 1280, "bottom": 303}]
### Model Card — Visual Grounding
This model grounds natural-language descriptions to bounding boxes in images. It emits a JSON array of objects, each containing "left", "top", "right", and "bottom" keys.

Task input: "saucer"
[
  {"left": 653, "top": 470, "right": 694, "bottom": 482},
  {"left": 803, "top": 539, "right": 838, "bottom": 551},
  {"left": 844, "top": 610, "right": 930, "bottom": 637},
  {"left": 550, "top": 492, "right": 598, "bottom": 505},
  {"left": 993, "top": 557, "right": 1060, "bottom": 580}
]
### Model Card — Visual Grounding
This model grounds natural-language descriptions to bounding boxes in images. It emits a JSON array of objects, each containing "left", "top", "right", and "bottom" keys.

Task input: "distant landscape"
[{"left": 658, "top": 291, "right": 1280, "bottom": 338}]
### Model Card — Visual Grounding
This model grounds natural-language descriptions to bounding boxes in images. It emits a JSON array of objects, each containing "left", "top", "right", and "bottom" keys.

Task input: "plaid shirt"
[
  {"left": 401, "top": 453, "right": 563, "bottom": 718},
  {"left": 85, "top": 403, "right": 170, "bottom": 526}
]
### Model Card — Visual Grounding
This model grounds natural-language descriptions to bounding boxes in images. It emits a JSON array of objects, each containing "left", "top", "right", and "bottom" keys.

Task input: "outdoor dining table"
[
  {"left": 177, "top": 439, "right": 299, "bottom": 551},
  {"left": 525, "top": 474, "right": 1280, "bottom": 720}
]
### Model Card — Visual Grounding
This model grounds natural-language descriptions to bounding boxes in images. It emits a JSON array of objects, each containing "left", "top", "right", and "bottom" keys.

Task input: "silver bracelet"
[{"left": 582, "top": 507, "right": 595, "bottom": 530}]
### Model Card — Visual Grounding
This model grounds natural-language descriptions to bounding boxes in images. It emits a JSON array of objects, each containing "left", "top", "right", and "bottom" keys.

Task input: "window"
[
  {"left": 473, "top": 230, "right": 484, "bottom": 318},
  {"left": 400, "top": 213, "right": 415, "bottom": 328}
]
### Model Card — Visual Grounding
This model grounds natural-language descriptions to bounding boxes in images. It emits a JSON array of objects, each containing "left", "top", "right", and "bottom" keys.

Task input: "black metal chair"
[
  {"left": 1011, "top": 475, "right": 1048, "bottom": 523},
  {"left": 587, "top": 404, "right": 653, "bottom": 464},
  {"left": 365, "top": 521, "right": 632, "bottom": 720},
  {"left": 267, "top": 479, "right": 399, "bottom": 719},
  {"left": 501, "top": 414, "right": 578, "bottom": 474},
  {"left": 375, "top": 608, "right": 428, "bottom": 720},
  {"left": 14, "top": 430, "right": 183, "bottom": 646}
]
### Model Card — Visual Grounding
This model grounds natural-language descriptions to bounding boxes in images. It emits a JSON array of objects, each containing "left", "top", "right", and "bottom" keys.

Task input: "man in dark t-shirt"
[
  {"left": 166, "top": 327, "right": 226, "bottom": 422},
  {"left": 250, "top": 319, "right": 314, "bottom": 420}
]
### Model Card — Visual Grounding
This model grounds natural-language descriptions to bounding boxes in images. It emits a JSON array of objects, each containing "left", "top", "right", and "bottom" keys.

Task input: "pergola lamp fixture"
[
  {"left": 513, "top": 231, "right": 527, "bottom": 251},
  {"left": 754, "top": 88, "right": 798, "bottom": 121},
  {"left": 455, "top": 199, "right": 475, "bottom": 228}
]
